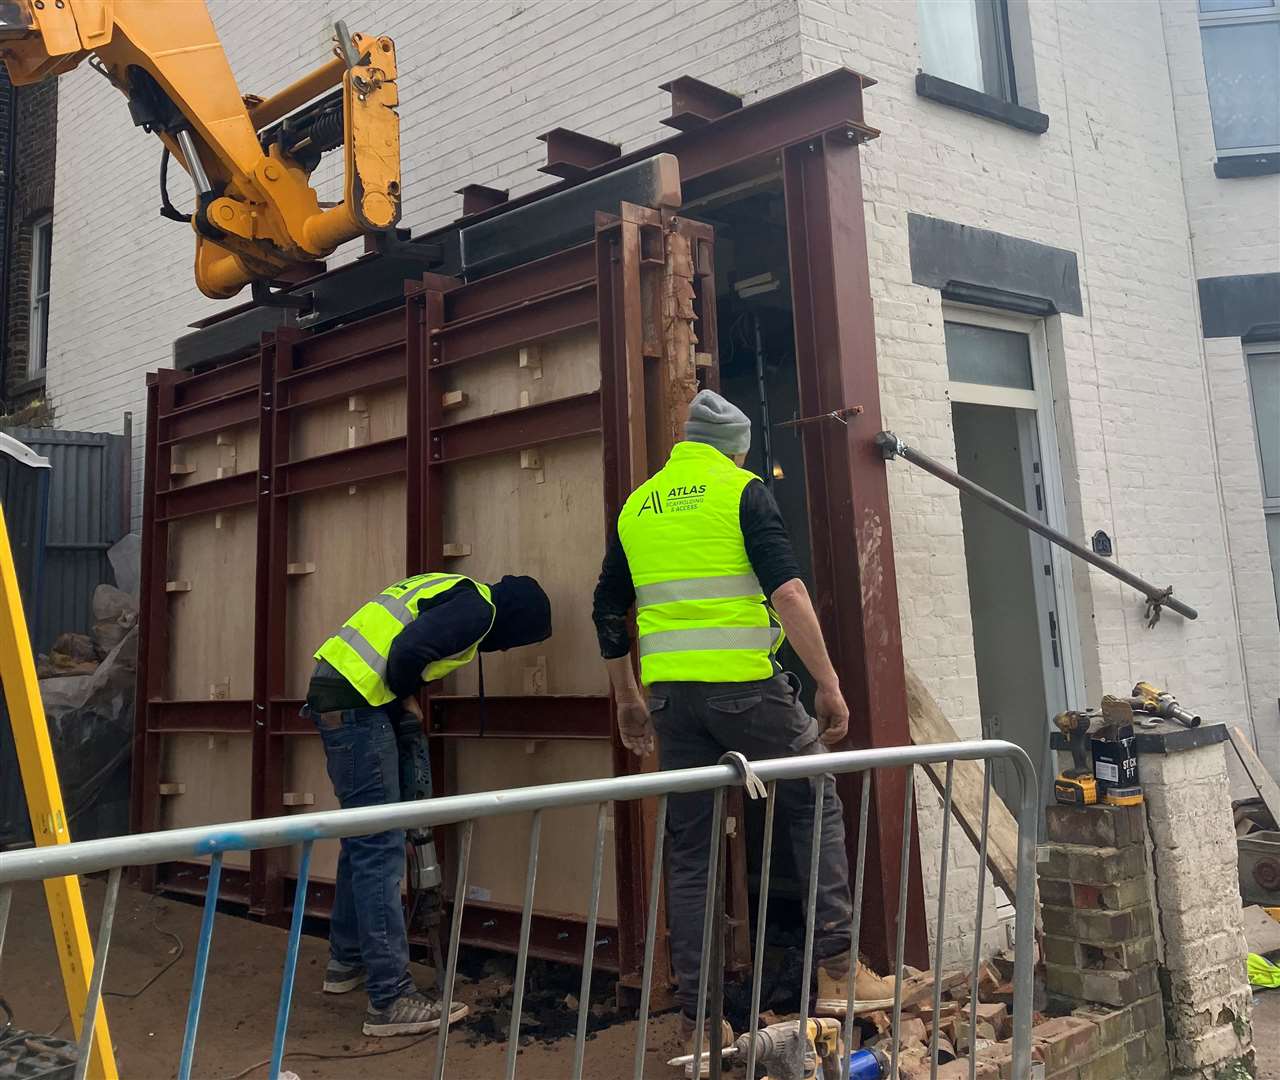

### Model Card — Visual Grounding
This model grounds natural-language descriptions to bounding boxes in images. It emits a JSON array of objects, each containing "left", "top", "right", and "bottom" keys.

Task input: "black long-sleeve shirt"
[
  {"left": 307, "top": 579, "right": 493, "bottom": 711},
  {"left": 592, "top": 479, "right": 801, "bottom": 660}
]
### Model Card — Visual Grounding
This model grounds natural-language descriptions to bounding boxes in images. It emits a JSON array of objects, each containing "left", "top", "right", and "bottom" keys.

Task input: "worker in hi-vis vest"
[
  {"left": 593, "top": 390, "right": 895, "bottom": 1075},
  {"left": 306, "top": 571, "right": 551, "bottom": 1037}
]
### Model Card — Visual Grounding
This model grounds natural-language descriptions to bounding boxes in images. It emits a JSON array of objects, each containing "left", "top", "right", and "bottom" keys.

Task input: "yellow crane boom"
[{"left": 0, "top": 0, "right": 402, "bottom": 299}]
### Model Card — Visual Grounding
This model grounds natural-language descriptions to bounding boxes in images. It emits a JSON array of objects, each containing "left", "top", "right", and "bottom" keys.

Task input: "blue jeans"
[{"left": 315, "top": 705, "right": 415, "bottom": 1009}]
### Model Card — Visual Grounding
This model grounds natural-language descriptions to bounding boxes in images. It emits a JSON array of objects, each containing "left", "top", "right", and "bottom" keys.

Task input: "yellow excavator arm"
[{"left": 0, "top": 0, "right": 401, "bottom": 299}]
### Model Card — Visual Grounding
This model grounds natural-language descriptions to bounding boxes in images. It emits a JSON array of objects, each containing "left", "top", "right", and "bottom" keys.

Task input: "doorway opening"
[{"left": 944, "top": 309, "right": 1080, "bottom": 820}]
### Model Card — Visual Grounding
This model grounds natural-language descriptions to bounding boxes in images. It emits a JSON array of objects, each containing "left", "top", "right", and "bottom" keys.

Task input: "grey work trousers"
[{"left": 648, "top": 671, "right": 854, "bottom": 1017}]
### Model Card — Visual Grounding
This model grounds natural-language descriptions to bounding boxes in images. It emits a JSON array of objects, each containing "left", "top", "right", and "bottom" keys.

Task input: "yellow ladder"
[{"left": 0, "top": 502, "right": 117, "bottom": 1078}]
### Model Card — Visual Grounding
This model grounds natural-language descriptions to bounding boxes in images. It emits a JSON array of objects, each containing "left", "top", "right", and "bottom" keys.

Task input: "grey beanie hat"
[{"left": 684, "top": 389, "right": 751, "bottom": 456}]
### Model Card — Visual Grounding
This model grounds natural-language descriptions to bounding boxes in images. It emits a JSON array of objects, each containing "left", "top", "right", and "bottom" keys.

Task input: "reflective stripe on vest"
[
  {"left": 618, "top": 441, "right": 779, "bottom": 685},
  {"left": 314, "top": 573, "right": 494, "bottom": 706}
]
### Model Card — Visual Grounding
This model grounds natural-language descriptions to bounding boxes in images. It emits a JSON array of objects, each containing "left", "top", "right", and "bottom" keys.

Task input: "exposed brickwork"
[
  {"left": 0, "top": 66, "right": 57, "bottom": 412},
  {"left": 1038, "top": 803, "right": 1171, "bottom": 1079}
]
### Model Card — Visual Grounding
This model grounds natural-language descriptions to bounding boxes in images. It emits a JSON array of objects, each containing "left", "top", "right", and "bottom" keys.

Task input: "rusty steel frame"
[{"left": 136, "top": 62, "right": 925, "bottom": 973}]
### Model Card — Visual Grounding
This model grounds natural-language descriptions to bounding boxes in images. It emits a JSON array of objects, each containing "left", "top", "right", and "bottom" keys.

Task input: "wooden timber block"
[
  {"left": 520, "top": 448, "right": 545, "bottom": 483},
  {"left": 518, "top": 345, "right": 543, "bottom": 378},
  {"left": 214, "top": 513, "right": 225, "bottom": 530},
  {"left": 282, "top": 792, "right": 315, "bottom": 807},
  {"left": 519, "top": 389, "right": 532, "bottom": 408},
  {"left": 209, "top": 679, "right": 230, "bottom": 701},
  {"left": 441, "top": 389, "right": 467, "bottom": 411},
  {"left": 695, "top": 351, "right": 714, "bottom": 369},
  {"left": 522, "top": 655, "right": 548, "bottom": 695},
  {"left": 169, "top": 462, "right": 197, "bottom": 476},
  {"left": 442, "top": 542, "right": 472, "bottom": 558},
  {"left": 165, "top": 580, "right": 192, "bottom": 593},
  {"left": 158, "top": 783, "right": 185, "bottom": 796},
  {"left": 287, "top": 561, "right": 317, "bottom": 576}
]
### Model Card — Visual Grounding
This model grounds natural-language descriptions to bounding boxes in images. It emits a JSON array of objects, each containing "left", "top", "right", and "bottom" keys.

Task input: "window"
[
  {"left": 919, "top": 0, "right": 1017, "bottom": 102},
  {"left": 1198, "top": 0, "right": 1280, "bottom": 158},
  {"left": 27, "top": 214, "right": 51, "bottom": 377},
  {"left": 1245, "top": 342, "right": 1280, "bottom": 617}
]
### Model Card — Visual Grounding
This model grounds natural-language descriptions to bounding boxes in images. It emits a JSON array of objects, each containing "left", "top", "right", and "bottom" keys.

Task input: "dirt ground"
[
  {"left": 5, "top": 878, "right": 686, "bottom": 1080},
  {"left": 1257, "top": 989, "right": 1280, "bottom": 1080}
]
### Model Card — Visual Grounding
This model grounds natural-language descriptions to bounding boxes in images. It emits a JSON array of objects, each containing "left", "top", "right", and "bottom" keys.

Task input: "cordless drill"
[
  {"left": 1129, "top": 681, "right": 1201, "bottom": 728},
  {"left": 1053, "top": 709, "right": 1100, "bottom": 806}
]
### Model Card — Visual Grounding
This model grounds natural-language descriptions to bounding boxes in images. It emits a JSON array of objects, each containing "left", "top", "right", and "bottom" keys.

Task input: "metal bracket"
[
  {"left": 719, "top": 751, "right": 767, "bottom": 800},
  {"left": 874, "top": 429, "right": 906, "bottom": 460},
  {"left": 251, "top": 280, "right": 313, "bottom": 312}
]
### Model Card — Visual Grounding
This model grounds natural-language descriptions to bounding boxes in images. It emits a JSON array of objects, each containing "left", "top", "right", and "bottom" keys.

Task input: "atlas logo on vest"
[{"left": 637, "top": 484, "right": 708, "bottom": 517}]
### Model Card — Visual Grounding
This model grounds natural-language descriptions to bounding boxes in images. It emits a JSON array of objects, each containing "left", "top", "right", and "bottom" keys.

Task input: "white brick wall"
[
  {"left": 40, "top": 0, "right": 1280, "bottom": 962},
  {"left": 1161, "top": 0, "right": 1280, "bottom": 773}
]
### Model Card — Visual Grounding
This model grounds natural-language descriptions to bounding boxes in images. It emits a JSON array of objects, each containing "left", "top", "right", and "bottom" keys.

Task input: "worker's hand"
[
  {"left": 815, "top": 682, "right": 849, "bottom": 747},
  {"left": 616, "top": 698, "right": 655, "bottom": 757},
  {"left": 401, "top": 695, "right": 424, "bottom": 722}
]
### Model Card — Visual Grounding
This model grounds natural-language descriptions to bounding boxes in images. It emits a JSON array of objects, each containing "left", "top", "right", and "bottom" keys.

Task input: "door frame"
[{"left": 942, "top": 302, "right": 1086, "bottom": 715}]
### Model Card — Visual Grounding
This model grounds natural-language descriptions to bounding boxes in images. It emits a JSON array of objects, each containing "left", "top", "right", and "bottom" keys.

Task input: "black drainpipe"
[{"left": 0, "top": 77, "right": 18, "bottom": 413}]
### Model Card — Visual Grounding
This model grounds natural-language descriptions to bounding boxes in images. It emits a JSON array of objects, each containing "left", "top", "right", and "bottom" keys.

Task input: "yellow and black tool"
[
  {"left": 1129, "top": 681, "right": 1201, "bottom": 729},
  {"left": 668, "top": 1016, "right": 858, "bottom": 1079},
  {"left": 1053, "top": 709, "right": 1101, "bottom": 806}
]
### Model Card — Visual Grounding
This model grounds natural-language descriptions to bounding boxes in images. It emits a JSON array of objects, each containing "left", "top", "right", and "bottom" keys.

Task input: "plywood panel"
[
  {"left": 441, "top": 325, "right": 599, "bottom": 424},
  {"left": 158, "top": 733, "right": 253, "bottom": 870},
  {"left": 284, "top": 736, "right": 342, "bottom": 882},
  {"left": 285, "top": 478, "right": 407, "bottom": 698},
  {"left": 169, "top": 421, "right": 259, "bottom": 487},
  {"left": 290, "top": 385, "right": 407, "bottom": 461},
  {"left": 166, "top": 508, "right": 256, "bottom": 701},
  {"left": 440, "top": 435, "right": 607, "bottom": 697},
  {"left": 451, "top": 739, "right": 617, "bottom": 921}
]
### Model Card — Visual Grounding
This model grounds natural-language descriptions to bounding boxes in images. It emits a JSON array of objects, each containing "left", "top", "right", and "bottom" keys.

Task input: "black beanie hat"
[{"left": 481, "top": 575, "right": 552, "bottom": 652}]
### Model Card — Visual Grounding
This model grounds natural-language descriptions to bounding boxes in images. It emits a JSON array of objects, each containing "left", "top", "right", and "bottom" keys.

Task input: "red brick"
[
  {"left": 1033, "top": 1015, "right": 1100, "bottom": 1072},
  {"left": 1046, "top": 804, "right": 1146, "bottom": 849}
]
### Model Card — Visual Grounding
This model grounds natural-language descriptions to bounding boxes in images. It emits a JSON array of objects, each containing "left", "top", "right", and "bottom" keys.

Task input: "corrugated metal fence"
[{"left": 3, "top": 423, "right": 130, "bottom": 652}]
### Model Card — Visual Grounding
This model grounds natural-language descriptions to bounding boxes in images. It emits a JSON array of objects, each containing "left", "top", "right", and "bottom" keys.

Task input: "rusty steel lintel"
[
  {"left": 169, "top": 353, "right": 259, "bottom": 410},
  {"left": 146, "top": 699, "right": 253, "bottom": 732},
  {"left": 460, "top": 904, "right": 621, "bottom": 971},
  {"left": 430, "top": 392, "right": 600, "bottom": 465},
  {"left": 428, "top": 695, "right": 613, "bottom": 739},
  {"left": 429, "top": 282, "right": 597, "bottom": 367},
  {"left": 659, "top": 74, "right": 744, "bottom": 131},
  {"left": 782, "top": 136, "right": 928, "bottom": 971},
  {"left": 452, "top": 69, "right": 876, "bottom": 239},
  {"left": 456, "top": 182, "right": 509, "bottom": 217},
  {"left": 275, "top": 344, "right": 405, "bottom": 411},
  {"left": 274, "top": 436, "right": 406, "bottom": 498},
  {"left": 538, "top": 126, "right": 622, "bottom": 179},
  {"left": 157, "top": 386, "right": 257, "bottom": 444},
  {"left": 155, "top": 469, "right": 256, "bottom": 521},
  {"left": 444, "top": 243, "right": 595, "bottom": 323},
  {"left": 156, "top": 861, "right": 252, "bottom": 907},
  {"left": 291, "top": 306, "right": 403, "bottom": 369}
]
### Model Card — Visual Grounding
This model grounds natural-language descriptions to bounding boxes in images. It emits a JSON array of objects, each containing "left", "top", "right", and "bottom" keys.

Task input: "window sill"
[
  {"left": 1214, "top": 153, "right": 1280, "bottom": 179},
  {"left": 915, "top": 72, "right": 1049, "bottom": 135},
  {"left": 9, "top": 373, "right": 46, "bottom": 396}
]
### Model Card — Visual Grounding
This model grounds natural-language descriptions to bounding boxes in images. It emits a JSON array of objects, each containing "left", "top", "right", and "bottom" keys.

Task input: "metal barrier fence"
[{"left": 0, "top": 739, "right": 1038, "bottom": 1080}]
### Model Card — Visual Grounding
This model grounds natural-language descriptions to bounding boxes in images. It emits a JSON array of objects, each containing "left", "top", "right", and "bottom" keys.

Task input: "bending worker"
[
  {"left": 592, "top": 390, "right": 894, "bottom": 1071},
  {"left": 307, "top": 571, "right": 551, "bottom": 1037}
]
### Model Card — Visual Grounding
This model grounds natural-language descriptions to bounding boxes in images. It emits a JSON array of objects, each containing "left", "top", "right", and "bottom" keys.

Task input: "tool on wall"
[
  {"left": 1127, "top": 681, "right": 1201, "bottom": 729},
  {"left": 1053, "top": 697, "right": 1143, "bottom": 808}
]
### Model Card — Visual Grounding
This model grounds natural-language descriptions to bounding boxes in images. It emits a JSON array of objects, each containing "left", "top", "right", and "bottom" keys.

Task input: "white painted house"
[{"left": 28, "top": 0, "right": 1280, "bottom": 957}]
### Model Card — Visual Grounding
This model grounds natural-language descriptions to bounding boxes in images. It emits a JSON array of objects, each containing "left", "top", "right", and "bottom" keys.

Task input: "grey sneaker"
[
  {"left": 363, "top": 991, "right": 469, "bottom": 1037},
  {"left": 323, "top": 959, "right": 367, "bottom": 994}
]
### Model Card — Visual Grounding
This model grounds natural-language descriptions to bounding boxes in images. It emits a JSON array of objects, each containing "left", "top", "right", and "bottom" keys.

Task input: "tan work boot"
[
  {"left": 815, "top": 961, "right": 896, "bottom": 1016},
  {"left": 677, "top": 1014, "right": 735, "bottom": 1078}
]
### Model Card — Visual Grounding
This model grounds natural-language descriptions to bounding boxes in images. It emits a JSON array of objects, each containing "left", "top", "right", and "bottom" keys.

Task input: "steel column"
[{"left": 782, "top": 132, "right": 928, "bottom": 969}]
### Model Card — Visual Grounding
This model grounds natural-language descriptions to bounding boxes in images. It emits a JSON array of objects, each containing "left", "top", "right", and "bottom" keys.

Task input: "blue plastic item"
[{"left": 846, "top": 1047, "right": 888, "bottom": 1079}]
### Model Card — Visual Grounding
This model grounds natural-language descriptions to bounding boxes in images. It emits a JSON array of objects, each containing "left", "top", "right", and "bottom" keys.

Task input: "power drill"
[
  {"left": 1053, "top": 709, "right": 1100, "bottom": 806},
  {"left": 1128, "top": 681, "right": 1200, "bottom": 728},
  {"left": 668, "top": 1017, "right": 875, "bottom": 1079}
]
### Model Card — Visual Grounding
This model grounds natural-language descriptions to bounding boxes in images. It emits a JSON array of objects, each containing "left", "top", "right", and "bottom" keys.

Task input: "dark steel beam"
[
  {"left": 783, "top": 134, "right": 928, "bottom": 971},
  {"left": 430, "top": 392, "right": 600, "bottom": 465},
  {"left": 146, "top": 699, "right": 253, "bottom": 732},
  {"left": 275, "top": 436, "right": 406, "bottom": 497},
  {"left": 538, "top": 127, "right": 621, "bottom": 179},
  {"left": 293, "top": 307, "right": 403, "bottom": 370},
  {"left": 155, "top": 470, "right": 256, "bottom": 521},
  {"left": 456, "top": 183, "right": 509, "bottom": 216},
  {"left": 158, "top": 387, "right": 257, "bottom": 444},
  {"left": 659, "top": 75, "right": 743, "bottom": 131},
  {"left": 428, "top": 696, "right": 613, "bottom": 739},
  {"left": 171, "top": 355, "right": 260, "bottom": 409},
  {"left": 430, "top": 283, "right": 596, "bottom": 367},
  {"left": 276, "top": 344, "right": 404, "bottom": 411},
  {"left": 444, "top": 243, "right": 595, "bottom": 323},
  {"left": 460, "top": 905, "right": 621, "bottom": 971}
]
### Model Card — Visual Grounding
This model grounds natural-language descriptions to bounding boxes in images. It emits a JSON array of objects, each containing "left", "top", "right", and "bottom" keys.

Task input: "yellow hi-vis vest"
[
  {"left": 617, "top": 440, "right": 781, "bottom": 685},
  {"left": 314, "top": 573, "right": 495, "bottom": 706}
]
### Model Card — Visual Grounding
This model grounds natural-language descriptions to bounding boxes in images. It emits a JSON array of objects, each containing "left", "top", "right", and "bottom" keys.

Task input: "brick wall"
[
  {"left": 1, "top": 66, "right": 57, "bottom": 413},
  {"left": 1160, "top": 0, "right": 1280, "bottom": 770}
]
